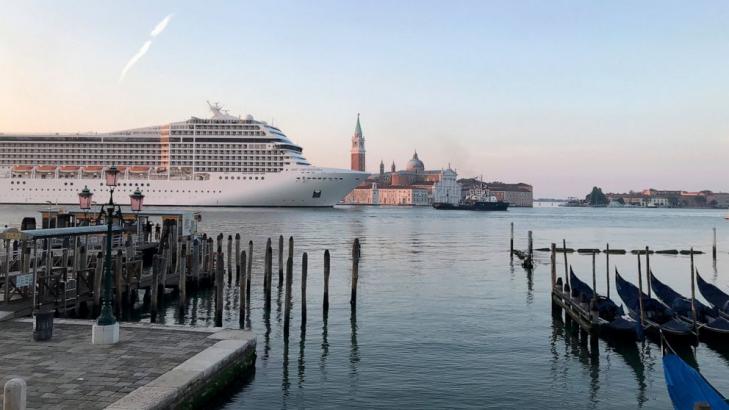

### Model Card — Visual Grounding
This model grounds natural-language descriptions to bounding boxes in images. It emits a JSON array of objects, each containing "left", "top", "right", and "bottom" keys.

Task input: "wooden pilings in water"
[
  {"left": 239, "top": 250, "right": 247, "bottom": 328},
  {"left": 278, "top": 235, "right": 284, "bottom": 287},
  {"left": 235, "top": 233, "right": 241, "bottom": 282},
  {"left": 246, "top": 240, "right": 253, "bottom": 300},
  {"left": 264, "top": 239, "right": 272, "bottom": 307},
  {"left": 215, "top": 244, "right": 224, "bottom": 327},
  {"left": 283, "top": 255, "right": 293, "bottom": 340},
  {"left": 713, "top": 227, "right": 717, "bottom": 261},
  {"left": 301, "top": 252, "right": 307, "bottom": 326},
  {"left": 178, "top": 242, "right": 187, "bottom": 310},
  {"left": 323, "top": 250, "right": 330, "bottom": 313},
  {"left": 227, "top": 235, "right": 233, "bottom": 284},
  {"left": 351, "top": 238, "right": 360, "bottom": 308}
]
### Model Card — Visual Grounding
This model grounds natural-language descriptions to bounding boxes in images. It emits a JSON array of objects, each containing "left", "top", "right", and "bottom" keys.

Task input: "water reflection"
[
  {"left": 298, "top": 325, "right": 306, "bottom": 387},
  {"left": 605, "top": 339, "right": 647, "bottom": 407},
  {"left": 350, "top": 309, "right": 359, "bottom": 380},
  {"left": 321, "top": 310, "right": 329, "bottom": 374}
]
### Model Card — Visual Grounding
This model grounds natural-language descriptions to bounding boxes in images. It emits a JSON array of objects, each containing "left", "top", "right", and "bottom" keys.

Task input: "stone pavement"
[{"left": 0, "top": 319, "right": 219, "bottom": 410}]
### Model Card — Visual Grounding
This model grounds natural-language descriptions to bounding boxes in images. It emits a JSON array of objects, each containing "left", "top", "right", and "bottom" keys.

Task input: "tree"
[{"left": 585, "top": 186, "right": 609, "bottom": 206}]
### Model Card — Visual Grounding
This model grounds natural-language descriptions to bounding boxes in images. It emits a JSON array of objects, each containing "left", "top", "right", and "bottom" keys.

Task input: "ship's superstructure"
[{"left": 0, "top": 103, "right": 366, "bottom": 207}]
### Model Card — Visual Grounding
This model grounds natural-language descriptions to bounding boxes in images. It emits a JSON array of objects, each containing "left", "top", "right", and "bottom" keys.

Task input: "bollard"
[
  {"left": 301, "top": 252, "right": 307, "bottom": 326},
  {"left": 235, "top": 233, "right": 241, "bottom": 282},
  {"left": 3, "top": 378, "right": 27, "bottom": 410},
  {"left": 215, "top": 250, "right": 224, "bottom": 327},
  {"left": 227, "top": 234, "right": 233, "bottom": 284},
  {"left": 278, "top": 235, "right": 284, "bottom": 287},
  {"left": 239, "top": 250, "right": 247, "bottom": 328},
  {"left": 323, "top": 249, "right": 330, "bottom": 312},
  {"left": 351, "top": 239, "right": 360, "bottom": 308}
]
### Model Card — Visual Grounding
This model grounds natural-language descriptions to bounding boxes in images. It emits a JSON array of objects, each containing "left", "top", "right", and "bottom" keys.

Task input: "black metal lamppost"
[{"left": 77, "top": 166, "right": 144, "bottom": 329}]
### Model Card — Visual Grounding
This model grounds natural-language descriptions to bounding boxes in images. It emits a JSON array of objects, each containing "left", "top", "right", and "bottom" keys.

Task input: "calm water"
[{"left": 2, "top": 205, "right": 729, "bottom": 409}]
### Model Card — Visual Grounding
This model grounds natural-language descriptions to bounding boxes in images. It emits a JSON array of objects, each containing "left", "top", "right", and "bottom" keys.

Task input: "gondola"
[
  {"left": 697, "top": 271, "right": 729, "bottom": 318},
  {"left": 615, "top": 270, "right": 696, "bottom": 344},
  {"left": 650, "top": 272, "right": 729, "bottom": 341},
  {"left": 569, "top": 268, "right": 638, "bottom": 340},
  {"left": 662, "top": 335, "right": 729, "bottom": 410}
]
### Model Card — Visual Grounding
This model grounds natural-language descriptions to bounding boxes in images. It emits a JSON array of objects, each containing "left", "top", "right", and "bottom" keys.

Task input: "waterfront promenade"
[{"left": 0, "top": 319, "right": 255, "bottom": 409}]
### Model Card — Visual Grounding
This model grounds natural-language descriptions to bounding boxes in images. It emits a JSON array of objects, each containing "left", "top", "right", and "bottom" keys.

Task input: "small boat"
[
  {"left": 59, "top": 165, "right": 81, "bottom": 173},
  {"left": 129, "top": 166, "right": 151, "bottom": 174},
  {"left": 35, "top": 165, "right": 57, "bottom": 173},
  {"left": 11, "top": 165, "right": 33, "bottom": 173},
  {"left": 615, "top": 270, "right": 696, "bottom": 344},
  {"left": 569, "top": 268, "right": 638, "bottom": 340},
  {"left": 697, "top": 272, "right": 729, "bottom": 318},
  {"left": 432, "top": 183, "right": 509, "bottom": 211},
  {"left": 662, "top": 337, "right": 729, "bottom": 410},
  {"left": 651, "top": 272, "right": 729, "bottom": 341}
]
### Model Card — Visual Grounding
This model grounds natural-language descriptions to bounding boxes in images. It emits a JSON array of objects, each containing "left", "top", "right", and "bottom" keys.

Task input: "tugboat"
[{"left": 433, "top": 184, "right": 509, "bottom": 211}]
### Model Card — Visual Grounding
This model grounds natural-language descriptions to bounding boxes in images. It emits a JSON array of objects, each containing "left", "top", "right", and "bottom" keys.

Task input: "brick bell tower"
[{"left": 350, "top": 113, "right": 366, "bottom": 172}]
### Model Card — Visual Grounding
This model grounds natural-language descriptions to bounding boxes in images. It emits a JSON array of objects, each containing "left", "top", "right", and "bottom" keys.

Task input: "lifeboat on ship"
[
  {"left": 11, "top": 165, "right": 33, "bottom": 173},
  {"left": 35, "top": 165, "right": 57, "bottom": 173},
  {"left": 59, "top": 165, "right": 81, "bottom": 173},
  {"left": 82, "top": 165, "right": 103, "bottom": 173},
  {"left": 155, "top": 166, "right": 168, "bottom": 173},
  {"left": 128, "top": 166, "right": 151, "bottom": 174}
]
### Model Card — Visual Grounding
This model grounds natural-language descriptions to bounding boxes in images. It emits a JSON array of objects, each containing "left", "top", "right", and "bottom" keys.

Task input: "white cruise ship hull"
[{"left": 1, "top": 167, "right": 367, "bottom": 207}]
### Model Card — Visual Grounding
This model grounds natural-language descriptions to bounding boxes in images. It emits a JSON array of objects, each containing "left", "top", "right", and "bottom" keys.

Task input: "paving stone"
[{"left": 0, "top": 320, "right": 217, "bottom": 410}]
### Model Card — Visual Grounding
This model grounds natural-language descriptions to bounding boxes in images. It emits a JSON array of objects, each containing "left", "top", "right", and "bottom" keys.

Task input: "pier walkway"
[{"left": 0, "top": 319, "right": 255, "bottom": 409}]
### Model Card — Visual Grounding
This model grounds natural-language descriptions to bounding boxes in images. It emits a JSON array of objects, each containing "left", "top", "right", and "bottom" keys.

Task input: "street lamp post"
[{"left": 84, "top": 165, "right": 122, "bottom": 344}]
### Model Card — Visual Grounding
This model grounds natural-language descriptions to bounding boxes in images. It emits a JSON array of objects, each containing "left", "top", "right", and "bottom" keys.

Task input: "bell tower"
[{"left": 350, "top": 113, "right": 366, "bottom": 172}]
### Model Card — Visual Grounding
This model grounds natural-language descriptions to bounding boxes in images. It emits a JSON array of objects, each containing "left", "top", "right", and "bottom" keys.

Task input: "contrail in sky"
[{"left": 119, "top": 14, "right": 173, "bottom": 83}]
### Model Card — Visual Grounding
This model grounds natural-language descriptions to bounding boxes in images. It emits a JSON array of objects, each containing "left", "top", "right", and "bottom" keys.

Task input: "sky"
[{"left": 1, "top": 1, "right": 728, "bottom": 198}]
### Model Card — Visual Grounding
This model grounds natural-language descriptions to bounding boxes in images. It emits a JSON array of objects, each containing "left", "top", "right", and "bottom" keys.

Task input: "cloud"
[
  {"left": 150, "top": 14, "right": 173, "bottom": 37},
  {"left": 119, "top": 14, "right": 173, "bottom": 83},
  {"left": 119, "top": 40, "right": 152, "bottom": 83}
]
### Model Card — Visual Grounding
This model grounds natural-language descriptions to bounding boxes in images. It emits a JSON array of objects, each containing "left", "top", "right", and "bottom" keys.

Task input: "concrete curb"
[{"left": 105, "top": 328, "right": 256, "bottom": 410}]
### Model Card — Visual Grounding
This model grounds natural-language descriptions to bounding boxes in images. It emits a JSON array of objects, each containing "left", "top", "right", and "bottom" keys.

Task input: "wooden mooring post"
[
  {"left": 563, "top": 239, "right": 569, "bottom": 289},
  {"left": 645, "top": 246, "right": 652, "bottom": 299},
  {"left": 636, "top": 254, "right": 645, "bottom": 327},
  {"left": 351, "top": 238, "right": 360, "bottom": 308},
  {"left": 510, "top": 222, "right": 514, "bottom": 259},
  {"left": 278, "top": 235, "right": 284, "bottom": 287},
  {"left": 605, "top": 243, "right": 610, "bottom": 299},
  {"left": 178, "top": 243, "right": 187, "bottom": 310},
  {"left": 239, "top": 250, "right": 247, "bottom": 328},
  {"left": 151, "top": 255, "right": 160, "bottom": 322},
  {"left": 284, "top": 255, "right": 293, "bottom": 340},
  {"left": 301, "top": 252, "right": 307, "bottom": 326},
  {"left": 227, "top": 235, "right": 233, "bottom": 284},
  {"left": 713, "top": 228, "right": 717, "bottom": 261},
  {"left": 323, "top": 249, "right": 330, "bottom": 313},
  {"left": 264, "top": 239, "right": 272, "bottom": 306},
  {"left": 522, "top": 230, "right": 534, "bottom": 269},
  {"left": 192, "top": 238, "right": 200, "bottom": 289},
  {"left": 690, "top": 248, "right": 697, "bottom": 329},
  {"left": 247, "top": 240, "right": 253, "bottom": 300},
  {"left": 114, "top": 250, "right": 123, "bottom": 318},
  {"left": 235, "top": 233, "right": 241, "bottom": 282},
  {"left": 215, "top": 246, "right": 224, "bottom": 327}
]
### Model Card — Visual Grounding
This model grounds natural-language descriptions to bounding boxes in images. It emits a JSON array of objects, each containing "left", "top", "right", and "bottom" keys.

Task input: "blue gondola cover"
[{"left": 663, "top": 353, "right": 729, "bottom": 410}]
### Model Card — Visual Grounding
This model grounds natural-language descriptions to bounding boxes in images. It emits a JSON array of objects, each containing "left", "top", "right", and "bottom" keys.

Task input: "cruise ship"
[{"left": 0, "top": 103, "right": 367, "bottom": 207}]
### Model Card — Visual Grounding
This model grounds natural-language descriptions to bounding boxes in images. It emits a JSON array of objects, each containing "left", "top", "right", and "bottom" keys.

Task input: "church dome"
[{"left": 405, "top": 151, "right": 425, "bottom": 173}]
